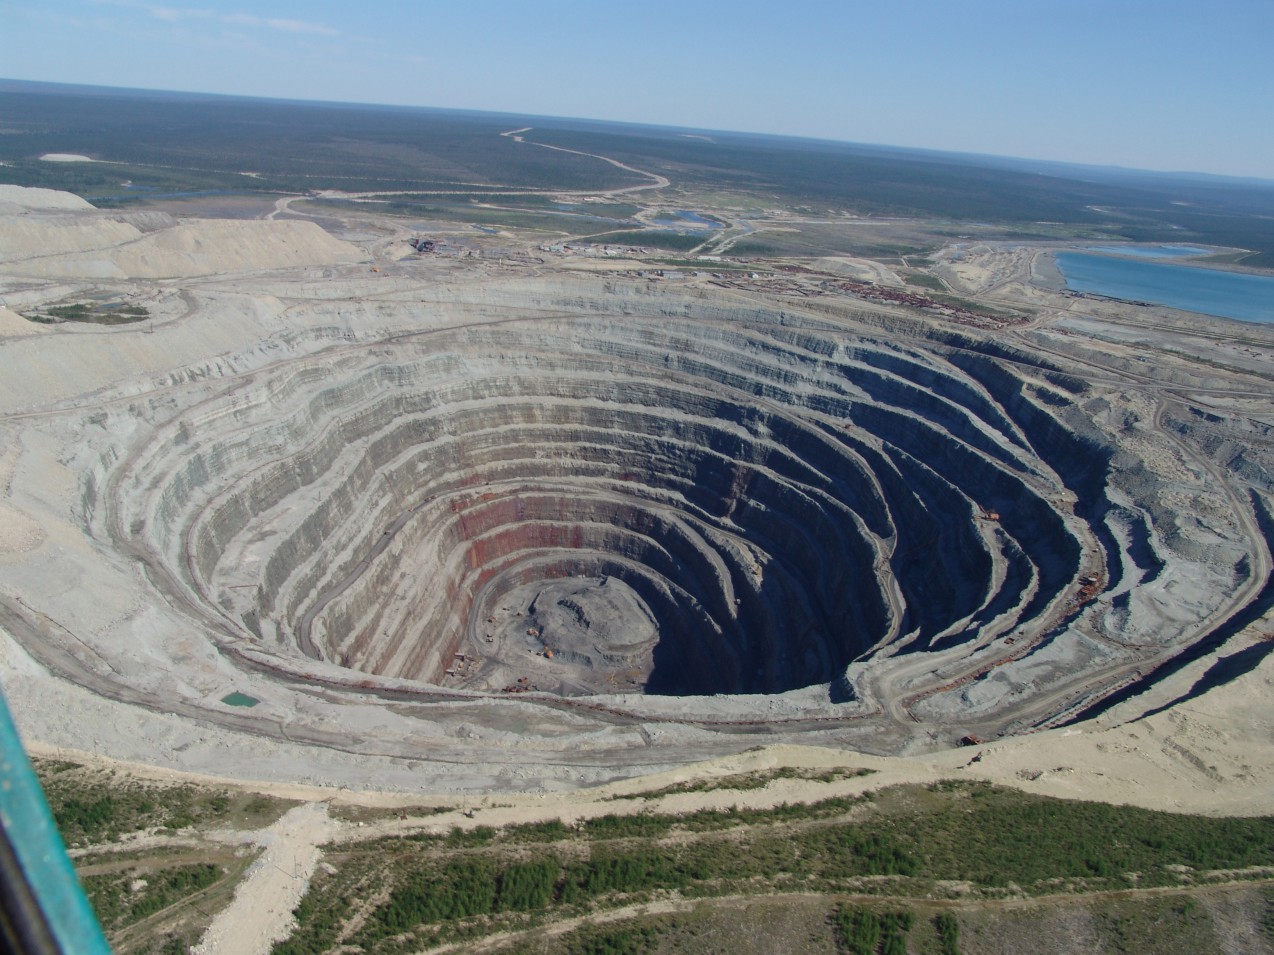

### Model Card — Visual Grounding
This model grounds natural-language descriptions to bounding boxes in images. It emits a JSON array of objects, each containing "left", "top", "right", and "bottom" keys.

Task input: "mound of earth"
[
  {"left": 0, "top": 184, "right": 97, "bottom": 213},
  {"left": 0, "top": 190, "right": 363, "bottom": 278}
]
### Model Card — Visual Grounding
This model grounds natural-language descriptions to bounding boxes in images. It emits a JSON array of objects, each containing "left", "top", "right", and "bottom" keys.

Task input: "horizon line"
[{"left": 3, "top": 75, "right": 1272, "bottom": 189}]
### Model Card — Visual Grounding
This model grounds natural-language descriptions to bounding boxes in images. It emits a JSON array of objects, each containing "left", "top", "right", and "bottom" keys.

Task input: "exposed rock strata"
[
  {"left": 2, "top": 196, "right": 1269, "bottom": 780},
  {"left": 75, "top": 280, "right": 1257, "bottom": 728}
]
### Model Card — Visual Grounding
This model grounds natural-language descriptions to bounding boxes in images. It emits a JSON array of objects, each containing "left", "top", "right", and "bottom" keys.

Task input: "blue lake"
[
  {"left": 1055, "top": 251, "right": 1274, "bottom": 324},
  {"left": 652, "top": 210, "right": 723, "bottom": 229}
]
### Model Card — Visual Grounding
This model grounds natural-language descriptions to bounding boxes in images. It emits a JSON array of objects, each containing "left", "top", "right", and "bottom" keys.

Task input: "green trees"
[
  {"left": 834, "top": 906, "right": 914, "bottom": 955},
  {"left": 375, "top": 858, "right": 499, "bottom": 931},
  {"left": 837, "top": 907, "right": 880, "bottom": 955},
  {"left": 498, "top": 859, "right": 559, "bottom": 912},
  {"left": 274, "top": 783, "right": 1274, "bottom": 951},
  {"left": 935, "top": 912, "right": 961, "bottom": 955}
]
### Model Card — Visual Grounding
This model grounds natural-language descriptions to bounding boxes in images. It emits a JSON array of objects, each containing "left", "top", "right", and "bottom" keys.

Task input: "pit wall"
[{"left": 76, "top": 275, "right": 1254, "bottom": 719}]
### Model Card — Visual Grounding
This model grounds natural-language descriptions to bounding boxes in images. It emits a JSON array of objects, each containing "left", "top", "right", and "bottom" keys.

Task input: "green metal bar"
[{"left": 0, "top": 684, "right": 112, "bottom": 954}]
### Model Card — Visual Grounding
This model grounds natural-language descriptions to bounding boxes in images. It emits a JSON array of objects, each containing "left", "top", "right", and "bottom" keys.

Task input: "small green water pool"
[{"left": 220, "top": 691, "right": 260, "bottom": 708}]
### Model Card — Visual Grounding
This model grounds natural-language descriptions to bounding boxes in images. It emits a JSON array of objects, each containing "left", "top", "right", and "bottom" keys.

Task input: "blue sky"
[{"left": 5, "top": 0, "right": 1273, "bottom": 180}]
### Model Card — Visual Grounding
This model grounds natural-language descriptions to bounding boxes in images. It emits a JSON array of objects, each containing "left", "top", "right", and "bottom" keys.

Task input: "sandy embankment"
[
  {"left": 21, "top": 625, "right": 1274, "bottom": 821},
  {"left": 1030, "top": 249, "right": 1068, "bottom": 291},
  {"left": 28, "top": 650, "right": 1272, "bottom": 955}
]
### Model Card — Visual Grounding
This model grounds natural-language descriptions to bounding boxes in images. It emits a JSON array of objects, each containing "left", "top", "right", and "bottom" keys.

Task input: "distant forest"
[{"left": 3, "top": 80, "right": 1273, "bottom": 267}]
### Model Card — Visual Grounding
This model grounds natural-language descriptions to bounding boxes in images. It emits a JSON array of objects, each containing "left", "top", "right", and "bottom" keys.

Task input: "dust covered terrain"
[{"left": 0, "top": 179, "right": 1271, "bottom": 805}]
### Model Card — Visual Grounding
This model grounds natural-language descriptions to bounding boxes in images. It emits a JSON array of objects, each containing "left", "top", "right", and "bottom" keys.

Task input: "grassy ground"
[
  {"left": 727, "top": 225, "right": 940, "bottom": 261},
  {"left": 272, "top": 780, "right": 1274, "bottom": 954},
  {"left": 22, "top": 302, "right": 150, "bottom": 325},
  {"left": 35, "top": 758, "right": 296, "bottom": 847},
  {"left": 78, "top": 849, "right": 258, "bottom": 955},
  {"left": 25, "top": 760, "right": 1274, "bottom": 954},
  {"left": 480, "top": 886, "right": 1274, "bottom": 955},
  {"left": 903, "top": 272, "right": 948, "bottom": 292},
  {"left": 568, "top": 230, "right": 707, "bottom": 251},
  {"left": 33, "top": 759, "right": 297, "bottom": 953}
]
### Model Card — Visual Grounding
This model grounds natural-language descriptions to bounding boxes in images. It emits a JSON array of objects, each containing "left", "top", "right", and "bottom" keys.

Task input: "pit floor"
[{"left": 449, "top": 575, "right": 660, "bottom": 696}]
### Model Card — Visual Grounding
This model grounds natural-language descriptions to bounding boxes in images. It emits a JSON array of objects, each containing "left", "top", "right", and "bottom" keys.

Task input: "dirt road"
[{"left": 192, "top": 802, "right": 333, "bottom": 955}]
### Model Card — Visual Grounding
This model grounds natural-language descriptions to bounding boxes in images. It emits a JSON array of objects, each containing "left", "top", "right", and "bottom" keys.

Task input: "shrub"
[{"left": 935, "top": 911, "right": 960, "bottom": 955}]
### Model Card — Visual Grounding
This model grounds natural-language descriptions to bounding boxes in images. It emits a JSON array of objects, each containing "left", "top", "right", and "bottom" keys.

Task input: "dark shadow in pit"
[
  {"left": 641, "top": 446, "right": 886, "bottom": 697},
  {"left": 642, "top": 530, "right": 866, "bottom": 698},
  {"left": 828, "top": 673, "right": 856, "bottom": 705}
]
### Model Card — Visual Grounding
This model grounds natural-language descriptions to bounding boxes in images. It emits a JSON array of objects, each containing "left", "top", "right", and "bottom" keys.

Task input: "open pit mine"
[{"left": 1, "top": 189, "right": 1271, "bottom": 791}]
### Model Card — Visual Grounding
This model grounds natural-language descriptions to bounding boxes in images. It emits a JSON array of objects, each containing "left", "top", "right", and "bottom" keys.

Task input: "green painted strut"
[{"left": 0, "top": 684, "right": 112, "bottom": 954}]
